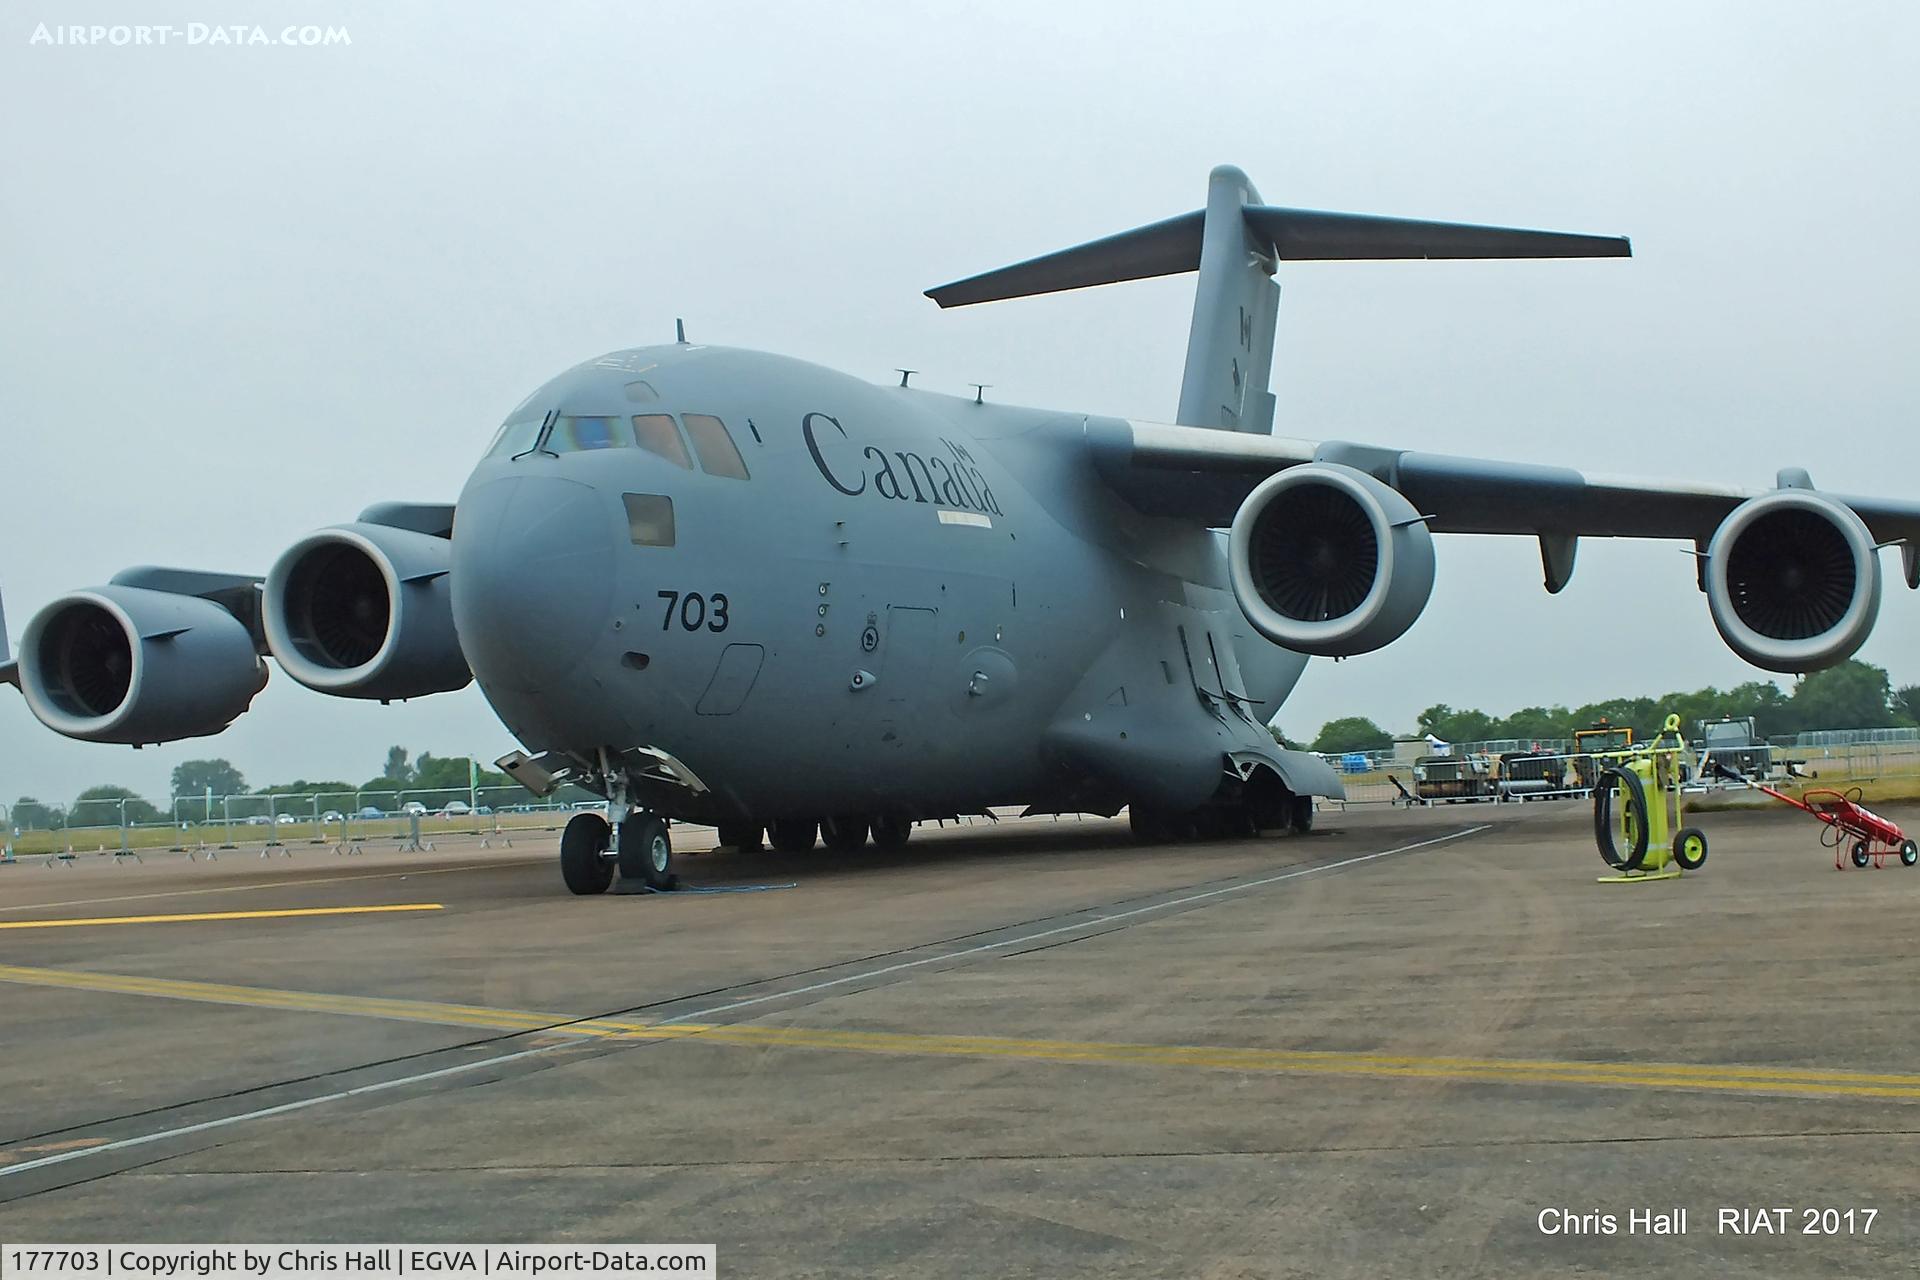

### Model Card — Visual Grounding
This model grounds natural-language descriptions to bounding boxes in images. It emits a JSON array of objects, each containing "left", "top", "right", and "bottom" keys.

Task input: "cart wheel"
[
  {"left": 1901, "top": 840, "right": 1918, "bottom": 868},
  {"left": 1851, "top": 840, "right": 1871, "bottom": 868},
  {"left": 1673, "top": 827, "right": 1708, "bottom": 870}
]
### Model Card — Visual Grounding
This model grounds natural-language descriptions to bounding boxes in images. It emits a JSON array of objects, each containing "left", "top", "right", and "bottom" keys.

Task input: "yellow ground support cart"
[{"left": 1591, "top": 715, "right": 1707, "bottom": 882}]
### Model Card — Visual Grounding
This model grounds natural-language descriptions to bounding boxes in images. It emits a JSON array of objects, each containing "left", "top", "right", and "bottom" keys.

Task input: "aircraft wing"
[
  {"left": 1090, "top": 419, "right": 1920, "bottom": 590},
  {"left": 0, "top": 584, "right": 13, "bottom": 687}
]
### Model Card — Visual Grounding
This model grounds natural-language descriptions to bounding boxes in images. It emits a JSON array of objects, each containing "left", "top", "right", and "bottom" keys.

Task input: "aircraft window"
[
  {"left": 549, "top": 415, "right": 630, "bottom": 452},
  {"left": 632, "top": 414, "right": 694, "bottom": 469},
  {"left": 623, "top": 493, "right": 675, "bottom": 547},
  {"left": 486, "top": 418, "right": 544, "bottom": 458},
  {"left": 683, "top": 414, "right": 751, "bottom": 480}
]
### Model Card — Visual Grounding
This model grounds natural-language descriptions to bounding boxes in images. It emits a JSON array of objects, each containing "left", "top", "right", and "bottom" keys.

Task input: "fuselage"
[{"left": 450, "top": 344, "right": 1309, "bottom": 823}]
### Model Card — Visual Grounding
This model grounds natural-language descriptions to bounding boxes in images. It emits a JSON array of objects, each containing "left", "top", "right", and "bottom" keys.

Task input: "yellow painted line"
[
  {"left": 0, "top": 904, "right": 443, "bottom": 930},
  {"left": 640, "top": 1024, "right": 1920, "bottom": 1100},
  {"left": 0, "top": 859, "right": 543, "bottom": 916},
  {"left": 4, "top": 962, "right": 1919, "bottom": 1102},
  {"left": 0, "top": 964, "right": 562, "bottom": 1035}
]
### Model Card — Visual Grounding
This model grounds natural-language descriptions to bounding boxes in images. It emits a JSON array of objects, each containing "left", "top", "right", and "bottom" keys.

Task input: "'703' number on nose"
[{"left": 658, "top": 590, "right": 729, "bottom": 633}]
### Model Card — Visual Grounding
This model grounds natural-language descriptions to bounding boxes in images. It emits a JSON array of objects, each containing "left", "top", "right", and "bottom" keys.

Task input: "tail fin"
[{"left": 926, "top": 164, "right": 1630, "bottom": 434}]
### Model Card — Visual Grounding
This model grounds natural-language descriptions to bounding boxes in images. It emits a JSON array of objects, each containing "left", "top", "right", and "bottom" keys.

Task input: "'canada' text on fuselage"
[{"left": 802, "top": 412, "right": 1002, "bottom": 515}]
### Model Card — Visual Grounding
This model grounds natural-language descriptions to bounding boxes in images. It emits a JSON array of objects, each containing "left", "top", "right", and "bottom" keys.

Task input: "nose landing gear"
[
  {"left": 618, "top": 811, "right": 677, "bottom": 891},
  {"left": 559, "top": 812, "right": 613, "bottom": 895},
  {"left": 558, "top": 807, "right": 677, "bottom": 895}
]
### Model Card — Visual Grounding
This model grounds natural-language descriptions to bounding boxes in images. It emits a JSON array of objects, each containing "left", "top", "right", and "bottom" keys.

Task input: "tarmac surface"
[{"left": 2, "top": 800, "right": 1918, "bottom": 1277}]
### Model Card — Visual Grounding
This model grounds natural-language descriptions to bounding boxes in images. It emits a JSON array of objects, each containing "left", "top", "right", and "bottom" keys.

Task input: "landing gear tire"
[
  {"left": 1129, "top": 804, "right": 1169, "bottom": 843},
  {"left": 618, "top": 812, "right": 676, "bottom": 891},
  {"left": 870, "top": 814, "right": 913, "bottom": 851},
  {"left": 1852, "top": 840, "right": 1872, "bottom": 868},
  {"left": 821, "top": 814, "right": 870, "bottom": 852},
  {"left": 768, "top": 818, "right": 818, "bottom": 854},
  {"left": 717, "top": 822, "right": 763, "bottom": 852},
  {"left": 559, "top": 813, "right": 613, "bottom": 896},
  {"left": 1191, "top": 808, "right": 1229, "bottom": 841},
  {"left": 1287, "top": 795, "right": 1314, "bottom": 835},
  {"left": 1672, "top": 826, "right": 1708, "bottom": 870}
]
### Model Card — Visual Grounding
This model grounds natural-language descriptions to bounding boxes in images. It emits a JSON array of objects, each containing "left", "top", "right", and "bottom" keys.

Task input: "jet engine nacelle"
[
  {"left": 1226, "top": 463, "right": 1436, "bottom": 657},
  {"left": 263, "top": 523, "right": 471, "bottom": 701},
  {"left": 1705, "top": 490, "right": 1881, "bottom": 672},
  {"left": 18, "top": 586, "right": 267, "bottom": 744}
]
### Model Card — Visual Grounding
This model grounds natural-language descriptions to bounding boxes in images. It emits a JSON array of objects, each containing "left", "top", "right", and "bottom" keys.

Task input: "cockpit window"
[
  {"left": 486, "top": 416, "right": 545, "bottom": 458},
  {"left": 632, "top": 414, "right": 694, "bottom": 469},
  {"left": 550, "top": 415, "right": 629, "bottom": 452},
  {"left": 683, "top": 414, "right": 750, "bottom": 480}
]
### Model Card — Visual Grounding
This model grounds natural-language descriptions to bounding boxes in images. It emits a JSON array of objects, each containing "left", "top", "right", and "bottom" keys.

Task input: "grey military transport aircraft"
[{"left": 6, "top": 165, "right": 1919, "bottom": 894}]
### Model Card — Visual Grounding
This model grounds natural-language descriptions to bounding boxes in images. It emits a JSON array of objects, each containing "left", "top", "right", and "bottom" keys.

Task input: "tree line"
[{"left": 1292, "top": 659, "right": 1920, "bottom": 756}]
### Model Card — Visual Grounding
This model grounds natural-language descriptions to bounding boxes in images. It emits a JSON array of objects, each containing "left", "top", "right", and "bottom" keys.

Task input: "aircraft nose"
[{"left": 452, "top": 475, "right": 614, "bottom": 690}]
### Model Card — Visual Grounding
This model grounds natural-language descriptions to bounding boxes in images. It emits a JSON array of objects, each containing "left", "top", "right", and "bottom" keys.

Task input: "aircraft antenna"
[
  {"left": 675, "top": 318, "right": 687, "bottom": 343},
  {"left": 970, "top": 383, "right": 990, "bottom": 404},
  {"left": 896, "top": 369, "right": 916, "bottom": 387}
]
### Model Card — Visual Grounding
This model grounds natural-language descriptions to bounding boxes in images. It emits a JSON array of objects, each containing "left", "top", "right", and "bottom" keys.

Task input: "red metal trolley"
[{"left": 1751, "top": 783, "right": 1918, "bottom": 870}]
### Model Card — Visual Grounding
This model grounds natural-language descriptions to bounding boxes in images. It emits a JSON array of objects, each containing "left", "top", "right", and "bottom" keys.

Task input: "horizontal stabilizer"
[
  {"left": 1246, "top": 207, "right": 1629, "bottom": 261},
  {"left": 927, "top": 203, "right": 1627, "bottom": 308},
  {"left": 926, "top": 211, "right": 1204, "bottom": 309}
]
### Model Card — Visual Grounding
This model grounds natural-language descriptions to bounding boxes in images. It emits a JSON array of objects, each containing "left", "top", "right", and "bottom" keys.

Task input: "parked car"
[
  {"left": 474, "top": 805, "right": 493, "bottom": 816},
  {"left": 275, "top": 813, "right": 296, "bottom": 824},
  {"left": 321, "top": 810, "right": 344, "bottom": 823},
  {"left": 244, "top": 815, "right": 270, "bottom": 826},
  {"left": 401, "top": 801, "right": 427, "bottom": 816},
  {"left": 441, "top": 801, "right": 472, "bottom": 817},
  {"left": 359, "top": 806, "right": 385, "bottom": 819}
]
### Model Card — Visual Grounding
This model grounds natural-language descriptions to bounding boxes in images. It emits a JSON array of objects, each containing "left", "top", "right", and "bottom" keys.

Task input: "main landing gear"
[
  {"left": 717, "top": 823, "right": 763, "bottom": 852},
  {"left": 1128, "top": 786, "right": 1314, "bottom": 844},
  {"left": 761, "top": 814, "right": 916, "bottom": 854},
  {"left": 559, "top": 809, "right": 677, "bottom": 895}
]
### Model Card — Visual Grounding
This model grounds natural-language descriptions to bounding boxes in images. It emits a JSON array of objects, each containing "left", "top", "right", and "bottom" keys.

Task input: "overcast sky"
[{"left": 4, "top": 1, "right": 1918, "bottom": 807}]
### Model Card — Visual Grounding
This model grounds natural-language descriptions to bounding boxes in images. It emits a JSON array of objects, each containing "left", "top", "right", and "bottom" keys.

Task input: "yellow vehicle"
[{"left": 1572, "top": 719, "right": 1635, "bottom": 791}]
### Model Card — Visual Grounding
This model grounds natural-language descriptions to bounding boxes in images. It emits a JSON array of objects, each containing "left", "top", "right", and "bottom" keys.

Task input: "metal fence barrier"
[{"left": 5, "top": 785, "right": 593, "bottom": 862}]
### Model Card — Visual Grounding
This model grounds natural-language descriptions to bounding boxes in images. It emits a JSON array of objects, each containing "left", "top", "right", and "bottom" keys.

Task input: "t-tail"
[{"left": 926, "top": 164, "right": 1629, "bottom": 434}]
